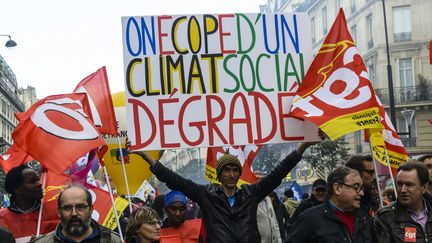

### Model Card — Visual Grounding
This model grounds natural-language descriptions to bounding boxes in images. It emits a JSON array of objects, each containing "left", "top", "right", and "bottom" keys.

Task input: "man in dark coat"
[
  {"left": 289, "top": 178, "right": 327, "bottom": 225},
  {"left": 130, "top": 142, "right": 315, "bottom": 243},
  {"left": 285, "top": 166, "right": 375, "bottom": 243},
  {"left": 345, "top": 154, "right": 380, "bottom": 216},
  {"left": 374, "top": 161, "right": 432, "bottom": 243}
]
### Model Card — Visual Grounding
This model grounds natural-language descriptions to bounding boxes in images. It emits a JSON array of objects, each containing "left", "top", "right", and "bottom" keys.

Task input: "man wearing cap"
[
  {"left": 288, "top": 178, "right": 327, "bottom": 225},
  {"left": 129, "top": 141, "right": 317, "bottom": 243},
  {"left": 160, "top": 191, "right": 204, "bottom": 243}
]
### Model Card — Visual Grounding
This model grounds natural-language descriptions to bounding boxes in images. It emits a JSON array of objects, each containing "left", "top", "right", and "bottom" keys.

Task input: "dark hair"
[
  {"left": 327, "top": 166, "right": 359, "bottom": 196},
  {"left": 345, "top": 154, "right": 373, "bottom": 171},
  {"left": 4, "top": 164, "right": 32, "bottom": 195},
  {"left": 151, "top": 194, "right": 166, "bottom": 219},
  {"left": 284, "top": 189, "right": 293, "bottom": 198},
  {"left": 418, "top": 154, "right": 432, "bottom": 163},
  {"left": 302, "top": 193, "right": 309, "bottom": 199},
  {"left": 57, "top": 183, "right": 92, "bottom": 208},
  {"left": 397, "top": 161, "right": 429, "bottom": 186}
]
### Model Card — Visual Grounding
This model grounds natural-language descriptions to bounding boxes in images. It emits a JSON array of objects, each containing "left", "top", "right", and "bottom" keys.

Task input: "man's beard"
[{"left": 63, "top": 216, "right": 91, "bottom": 237}]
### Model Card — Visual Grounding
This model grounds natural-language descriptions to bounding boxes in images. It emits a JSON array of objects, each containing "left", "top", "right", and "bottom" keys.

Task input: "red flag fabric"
[
  {"left": 289, "top": 9, "right": 383, "bottom": 140},
  {"left": 43, "top": 171, "right": 128, "bottom": 229},
  {"left": 366, "top": 96, "right": 408, "bottom": 174},
  {"left": 74, "top": 67, "right": 117, "bottom": 135},
  {"left": 205, "top": 145, "right": 261, "bottom": 185},
  {"left": 12, "top": 93, "right": 106, "bottom": 174},
  {"left": 428, "top": 118, "right": 432, "bottom": 126},
  {"left": 0, "top": 143, "right": 33, "bottom": 173}
]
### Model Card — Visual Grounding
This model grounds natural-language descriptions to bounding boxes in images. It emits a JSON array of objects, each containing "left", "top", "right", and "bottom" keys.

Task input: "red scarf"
[{"left": 333, "top": 209, "right": 355, "bottom": 236}]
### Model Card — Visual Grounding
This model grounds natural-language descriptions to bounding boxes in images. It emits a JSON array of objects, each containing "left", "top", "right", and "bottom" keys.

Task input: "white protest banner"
[{"left": 122, "top": 13, "right": 318, "bottom": 150}]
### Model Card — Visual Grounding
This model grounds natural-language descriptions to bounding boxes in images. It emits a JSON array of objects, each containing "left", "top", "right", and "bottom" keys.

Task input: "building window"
[
  {"left": 399, "top": 58, "right": 414, "bottom": 87},
  {"left": 398, "top": 114, "right": 417, "bottom": 147},
  {"left": 366, "top": 14, "right": 374, "bottom": 49},
  {"left": 311, "top": 16, "right": 316, "bottom": 44},
  {"left": 322, "top": 6, "right": 328, "bottom": 35},
  {"left": 350, "top": 0, "right": 356, "bottom": 13},
  {"left": 393, "top": 6, "right": 411, "bottom": 42},
  {"left": 368, "top": 64, "right": 376, "bottom": 87},
  {"left": 2, "top": 99, "right": 6, "bottom": 115},
  {"left": 351, "top": 25, "right": 357, "bottom": 44}
]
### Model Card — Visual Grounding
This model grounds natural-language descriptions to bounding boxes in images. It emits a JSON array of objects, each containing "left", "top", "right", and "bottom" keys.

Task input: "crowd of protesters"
[{"left": 0, "top": 144, "right": 432, "bottom": 242}]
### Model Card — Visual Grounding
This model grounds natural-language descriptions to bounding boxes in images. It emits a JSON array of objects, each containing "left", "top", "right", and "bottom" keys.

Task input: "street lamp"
[
  {"left": 401, "top": 109, "right": 415, "bottom": 137},
  {"left": 0, "top": 34, "right": 18, "bottom": 49},
  {"left": 381, "top": 0, "right": 397, "bottom": 130}
]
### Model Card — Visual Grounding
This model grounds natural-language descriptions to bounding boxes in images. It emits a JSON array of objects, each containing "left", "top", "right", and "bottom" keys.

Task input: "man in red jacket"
[{"left": 0, "top": 164, "right": 58, "bottom": 242}]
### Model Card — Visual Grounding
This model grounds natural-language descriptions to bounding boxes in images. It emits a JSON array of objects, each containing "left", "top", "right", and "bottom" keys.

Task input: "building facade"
[
  {"left": 0, "top": 55, "right": 25, "bottom": 153},
  {"left": 263, "top": 0, "right": 432, "bottom": 156},
  {"left": 19, "top": 85, "right": 38, "bottom": 111}
]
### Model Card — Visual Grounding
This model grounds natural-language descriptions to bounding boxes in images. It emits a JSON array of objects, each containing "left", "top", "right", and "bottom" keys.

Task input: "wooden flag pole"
[
  {"left": 383, "top": 147, "right": 398, "bottom": 199},
  {"left": 36, "top": 170, "right": 47, "bottom": 236},
  {"left": 116, "top": 136, "right": 133, "bottom": 213},
  {"left": 102, "top": 165, "right": 124, "bottom": 241},
  {"left": 368, "top": 140, "right": 384, "bottom": 208}
]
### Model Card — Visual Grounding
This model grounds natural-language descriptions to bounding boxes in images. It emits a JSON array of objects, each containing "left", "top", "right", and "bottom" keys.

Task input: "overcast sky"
[{"left": 1, "top": 0, "right": 266, "bottom": 99}]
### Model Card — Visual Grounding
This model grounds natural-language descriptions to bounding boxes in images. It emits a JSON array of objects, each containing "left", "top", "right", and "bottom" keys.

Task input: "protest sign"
[
  {"left": 122, "top": 13, "right": 318, "bottom": 150},
  {"left": 102, "top": 92, "right": 159, "bottom": 194}
]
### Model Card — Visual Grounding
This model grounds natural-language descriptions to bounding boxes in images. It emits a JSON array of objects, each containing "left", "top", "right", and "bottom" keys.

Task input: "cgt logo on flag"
[{"left": 289, "top": 9, "right": 383, "bottom": 140}]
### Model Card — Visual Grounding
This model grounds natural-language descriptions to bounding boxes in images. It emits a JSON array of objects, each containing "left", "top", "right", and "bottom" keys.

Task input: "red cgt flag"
[
  {"left": 289, "top": 9, "right": 383, "bottom": 140},
  {"left": 12, "top": 93, "right": 106, "bottom": 174},
  {"left": 0, "top": 143, "right": 33, "bottom": 173},
  {"left": 366, "top": 97, "right": 409, "bottom": 175},
  {"left": 43, "top": 172, "right": 128, "bottom": 230},
  {"left": 205, "top": 145, "right": 261, "bottom": 185},
  {"left": 74, "top": 66, "right": 117, "bottom": 135}
]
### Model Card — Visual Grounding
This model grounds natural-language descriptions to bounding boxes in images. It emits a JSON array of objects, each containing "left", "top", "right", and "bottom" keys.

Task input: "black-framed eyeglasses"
[
  {"left": 339, "top": 183, "right": 364, "bottom": 193},
  {"left": 59, "top": 204, "right": 90, "bottom": 213},
  {"left": 358, "top": 169, "right": 375, "bottom": 176},
  {"left": 144, "top": 220, "right": 162, "bottom": 226}
]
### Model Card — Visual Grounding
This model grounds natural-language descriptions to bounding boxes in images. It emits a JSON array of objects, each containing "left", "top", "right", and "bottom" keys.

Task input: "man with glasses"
[
  {"left": 346, "top": 154, "right": 380, "bottom": 216},
  {"left": 288, "top": 178, "right": 327, "bottom": 226},
  {"left": 285, "top": 166, "right": 375, "bottom": 243},
  {"left": 33, "top": 184, "right": 122, "bottom": 243},
  {"left": 375, "top": 161, "right": 432, "bottom": 243}
]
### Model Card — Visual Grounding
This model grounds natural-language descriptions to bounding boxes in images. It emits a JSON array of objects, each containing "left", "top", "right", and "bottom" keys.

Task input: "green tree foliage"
[
  {"left": 304, "top": 138, "right": 349, "bottom": 173},
  {"left": 253, "top": 143, "right": 297, "bottom": 173}
]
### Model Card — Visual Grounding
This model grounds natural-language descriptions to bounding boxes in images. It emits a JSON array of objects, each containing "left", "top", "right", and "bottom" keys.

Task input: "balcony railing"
[
  {"left": 375, "top": 84, "right": 431, "bottom": 106},
  {"left": 394, "top": 32, "right": 412, "bottom": 42}
]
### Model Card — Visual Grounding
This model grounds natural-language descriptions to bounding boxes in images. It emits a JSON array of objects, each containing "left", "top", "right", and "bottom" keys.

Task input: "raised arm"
[{"left": 126, "top": 139, "right": 205, "bottom": 203}]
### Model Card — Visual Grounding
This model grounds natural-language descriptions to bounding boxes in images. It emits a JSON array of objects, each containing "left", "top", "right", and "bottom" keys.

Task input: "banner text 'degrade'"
[{"left": 122, "top": 13, "right": 318, "bottom": 150}]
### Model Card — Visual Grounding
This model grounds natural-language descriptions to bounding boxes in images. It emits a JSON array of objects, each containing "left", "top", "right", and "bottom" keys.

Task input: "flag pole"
[
  {"left": 116, "top": 136, "right": 133, "bottom": 213},
  {"left": 36, "top": 170, "right": 47, "bottom": 236},
  {"left": 102, "top": 165, "right": 124, "bottom": 241},
  {"left": 383, "top": 147, "right": 398, "bottom": 199},
  {"left": 368, "top": 140, "right": 384, "bottom": 208}
]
